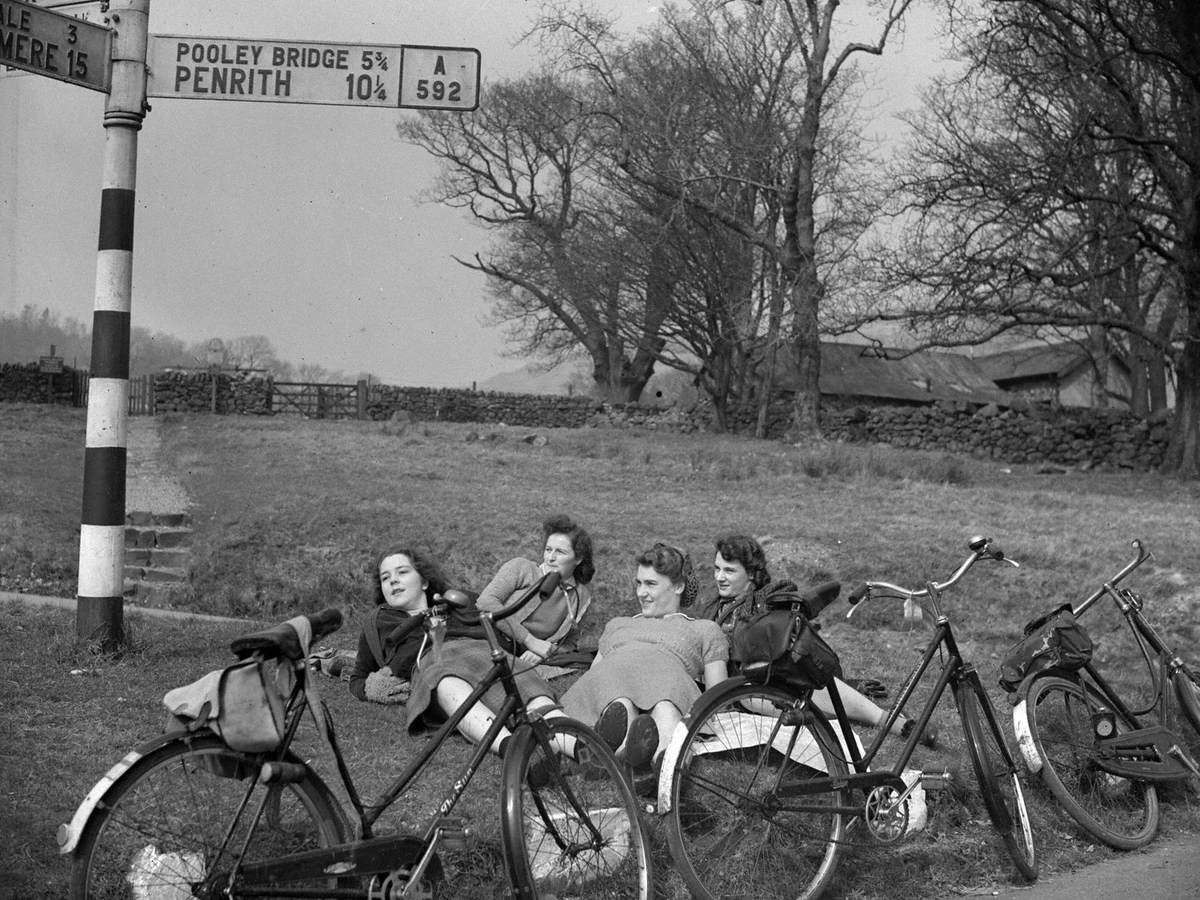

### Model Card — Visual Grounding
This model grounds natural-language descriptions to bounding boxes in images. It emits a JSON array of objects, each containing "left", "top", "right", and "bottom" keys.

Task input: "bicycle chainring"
[
  {"left": 365, "top": 835, "right": 443, "bottom": 900},
  {"left": 864, "top": 786, "right": 909, "bottom": 843}
]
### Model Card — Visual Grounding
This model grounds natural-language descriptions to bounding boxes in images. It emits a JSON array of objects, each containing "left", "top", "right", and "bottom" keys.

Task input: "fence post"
[{"left": 357, "top": 379, "right": 368, "bottom": 419}]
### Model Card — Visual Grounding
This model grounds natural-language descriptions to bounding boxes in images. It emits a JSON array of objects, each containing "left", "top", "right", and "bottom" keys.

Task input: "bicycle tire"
[
  {"left": 664, "top": 677, "right": 848, "bottom": 900},
  {"left": 955, "top": 677, "right": 1038, "bottom": 880},
  {"left": 501, "top": 716, "right": 653, "bottom": 899},
  {"left": 71, "top": 732, "right": 350, "bottom": 899},
  {"left": 1173, "top": 665, "right": 1200, "bottom": 739},
  {"left": 1020, "top": 674, "right": 1159, "bottom": 850}
]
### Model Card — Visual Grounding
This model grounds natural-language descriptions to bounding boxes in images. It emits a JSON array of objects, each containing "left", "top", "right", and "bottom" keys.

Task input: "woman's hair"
[
  {"left": 542, "top": 514, "right": 596, "bottom": 584},
  {"left": 372, "top": 546, "right": 449, "bottom": 606},
  {"left": 713, "top": 533, "right": 771, "bottom": 590},
  {"left": 636, "top": 542, "right": 701, "bottom": 607}
]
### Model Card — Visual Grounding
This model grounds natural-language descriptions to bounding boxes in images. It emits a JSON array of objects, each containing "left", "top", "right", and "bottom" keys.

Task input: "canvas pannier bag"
[
  {"left": 163, "top": 658, "right": 288, "bottom": 753},
  {"left": 999, "top": 603, "right": 1094, "bottom": 693},
  {"left": 732, "top": 608, "right": 843, "bottom": 690}
]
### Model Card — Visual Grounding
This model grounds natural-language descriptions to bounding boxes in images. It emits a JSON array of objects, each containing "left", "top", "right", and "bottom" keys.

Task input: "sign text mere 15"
[{"left": 0, "top": 0, "right": 111, "bottom": 92}]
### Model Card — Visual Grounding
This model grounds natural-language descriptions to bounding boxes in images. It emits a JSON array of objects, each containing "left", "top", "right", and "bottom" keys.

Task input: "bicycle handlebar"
[
  {"left": 1073, "top": 538, "right": 1153, "bottom": 617},
  {"left": 846, "top": 535, "right": 1019, "bottom": 616}
]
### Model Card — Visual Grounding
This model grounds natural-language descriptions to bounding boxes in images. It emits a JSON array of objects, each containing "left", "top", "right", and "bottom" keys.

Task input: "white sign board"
[
  {"left": 0, "top": 0, "right": 111, "bottom": 92},
  {"left": 147, "top": 36, "right": 479, "bottom": 110},
  {"left": 399, "top": 45, "right": 479, "bottom": 111}
]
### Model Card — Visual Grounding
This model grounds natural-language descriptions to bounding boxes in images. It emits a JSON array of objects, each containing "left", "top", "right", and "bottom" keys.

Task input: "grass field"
[{"left": 2, "top": 403, "right": 1198, "bottom": 898}]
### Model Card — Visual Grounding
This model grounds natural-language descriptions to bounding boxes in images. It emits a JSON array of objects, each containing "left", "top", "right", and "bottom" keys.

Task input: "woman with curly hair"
[
  {"left": 403, "top": 514, "right": 595, "bottom": 754},
  {"left": 698, "top": 533, "right": 933, "bottom": 744},
  {"left": 347, "top": 546, "right": 480, "bottom": 705},
  {"left": 560, "top": 543, "right": 730, "bottom": 776}
]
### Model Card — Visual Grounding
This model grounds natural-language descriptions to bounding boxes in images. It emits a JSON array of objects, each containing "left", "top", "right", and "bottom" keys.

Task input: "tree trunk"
[{"left": 1161, "top": 189, "right": 1200, "bottom": 476}]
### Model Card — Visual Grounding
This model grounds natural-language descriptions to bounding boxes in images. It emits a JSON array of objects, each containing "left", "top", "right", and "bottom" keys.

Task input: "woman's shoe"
[
  {"left": 623, "top": 715, "right": 659, "bottom": 771},
  {"left": 594, "top": 700, "right": 630, "bottom": 753},
  {"left": 899, "top": 717, "right": 939, "bottom": 748}
]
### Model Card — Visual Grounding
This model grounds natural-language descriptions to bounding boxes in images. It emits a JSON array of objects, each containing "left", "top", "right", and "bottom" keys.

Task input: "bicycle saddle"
[{"left": 231, "top": 608, "right": 343, "bottom": 661}]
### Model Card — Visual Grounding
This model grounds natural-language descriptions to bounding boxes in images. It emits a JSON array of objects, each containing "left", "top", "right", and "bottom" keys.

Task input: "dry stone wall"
[
  {"left": 0, "top": 364, "right": 1172, "bottom": 470},
  {"left": 152, "top": 371, "right": 273, "bottom": 414},
  {"left": 0, "top": 363, "right": 79, "bottom": 404},
  {"left": 821, "top": 401, "right": 1170, "bottom": 471},
  {"left": 367, "top": 385, "right": 596, "bottom": 427}
]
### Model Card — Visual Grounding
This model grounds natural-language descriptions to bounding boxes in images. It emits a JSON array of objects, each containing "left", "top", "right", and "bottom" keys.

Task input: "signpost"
[
  {"left": 0, "top": 0, "right": 112, "bottom": 92},
  {"left": 147, "top": 36, "right": 479, "bottom": 110},
  {"left": 11, "top": 1, "right": 484, "bottom": 648}
]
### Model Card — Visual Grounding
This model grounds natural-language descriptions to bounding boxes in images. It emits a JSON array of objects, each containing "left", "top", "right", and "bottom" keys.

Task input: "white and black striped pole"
[{"left": 77, "top": 0, "right": 150, "bottom": 647}]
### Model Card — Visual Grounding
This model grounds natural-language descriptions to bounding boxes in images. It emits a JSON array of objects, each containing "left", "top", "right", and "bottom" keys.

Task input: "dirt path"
[
  {"left": 126, "top": 416, "right": 191, "bottom": 513},
  {"left": 981, "top": 832, "right": 1199, "bottom": 900}
]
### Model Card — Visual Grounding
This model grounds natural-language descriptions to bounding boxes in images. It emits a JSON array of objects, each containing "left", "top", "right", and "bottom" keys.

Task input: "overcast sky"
[{"left": 2, "top": 0, "right": 947, "bottom": 387}]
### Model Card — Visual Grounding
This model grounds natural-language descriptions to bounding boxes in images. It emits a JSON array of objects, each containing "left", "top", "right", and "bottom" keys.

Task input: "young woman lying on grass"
[{"left": 560, "top": 543, "right": 729, "bottom": 787}]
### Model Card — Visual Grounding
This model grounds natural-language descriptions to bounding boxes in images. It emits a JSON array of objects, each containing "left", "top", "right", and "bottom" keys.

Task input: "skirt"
[{"left": 405, "top": 638, "right": 556, "bottom": 733}]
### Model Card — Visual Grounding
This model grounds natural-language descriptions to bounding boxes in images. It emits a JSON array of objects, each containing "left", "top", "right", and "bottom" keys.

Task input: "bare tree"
[
  {"left": 398, "top": 73, "right": 665, "bottom": 401},
  {"left": 597, "top": 0, "right": 914, "bottom": 439},
  {"left": 865, "top": 0, "right": 1200, "bottom": 474}
]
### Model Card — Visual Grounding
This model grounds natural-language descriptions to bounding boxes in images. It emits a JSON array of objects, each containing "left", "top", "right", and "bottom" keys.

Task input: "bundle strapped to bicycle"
[
  {"left": 730, "top": 580, "right": 843, "bottom": 691},
  {"left": 162, "top": 609, "right": 343, "bottom": 753},
  {"left": 998, "top": 603, "right": 1094, "bottom": 694}
]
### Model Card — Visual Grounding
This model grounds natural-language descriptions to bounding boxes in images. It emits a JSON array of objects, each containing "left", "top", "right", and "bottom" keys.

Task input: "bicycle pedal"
[
  {"left": 259, "top": 761, "right": 308, "bottom": 784},
  {"left": 434, "top": 817, "right": 471, "bottom": 852},
  {"left": 920, "top": 771, "right": 952, "bottom": 792}
]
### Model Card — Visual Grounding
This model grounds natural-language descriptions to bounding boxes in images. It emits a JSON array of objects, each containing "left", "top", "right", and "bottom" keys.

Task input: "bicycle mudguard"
[
  {"left": 57, "top": 731, "right": 203, "bottom": 855},
  {"left": 1010, "top": 699, "right": 1042, "bottom": 775},
  {"left": 1093, "top": 725, "right": 1199, "bottom": 782}
]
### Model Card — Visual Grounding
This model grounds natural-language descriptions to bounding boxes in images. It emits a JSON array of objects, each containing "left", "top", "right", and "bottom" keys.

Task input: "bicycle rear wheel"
[
  {"left": 1020, "top": 674, "right": 1158, "bottom": 850},
  {"left": 664, "top": 677, "right": 849, "bottom": 900},
  {"left": 955, "top": 677, "right": 1038, "bottom": 881},
  {"left": 71, "top": 733, "right": 350, "bottom": 899},
  {"left": 1173, "top": 665, "right": 1200, "bottom": 738},
  {"left": 502, "top": 716, "right": 653, "bottom": 899}
]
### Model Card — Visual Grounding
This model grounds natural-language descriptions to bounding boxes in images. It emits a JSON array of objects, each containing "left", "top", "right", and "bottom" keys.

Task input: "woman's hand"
[{"left": 521, "top": 636, "right": 555, "bottom": 662}]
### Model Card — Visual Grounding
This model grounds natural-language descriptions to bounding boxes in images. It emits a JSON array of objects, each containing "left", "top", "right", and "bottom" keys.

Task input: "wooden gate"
[
  {"left": 270, "top": 381, "right": 365, "bottom": 418},
  {"left": 128, "top": 374, "right": 155, "bottom": 415}
]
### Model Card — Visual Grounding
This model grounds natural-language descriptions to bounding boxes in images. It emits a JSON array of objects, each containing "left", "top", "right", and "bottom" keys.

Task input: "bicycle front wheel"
[
  {"left": 956, "top": 678, "right": 1038, "bottom": 881},
  {"left": 502, "top": 716, "right": 653, "bottom": 900},
  {"left": 71, "top": 733, "right": 350, "bottom": 899},
  {"left": 1173, "top": 665, "right": 1200, "bottom": 738},
  {"left": 1020, "top": 674, "right": 1158, "bottom": 850},
  {"left": 664, "top": 677, "right": 849, "bottom": 900}
]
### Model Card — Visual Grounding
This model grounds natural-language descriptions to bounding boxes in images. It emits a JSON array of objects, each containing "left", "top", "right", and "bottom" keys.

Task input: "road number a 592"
[{"left": 415, "top": 79, "right": 461, "bottom": 103}]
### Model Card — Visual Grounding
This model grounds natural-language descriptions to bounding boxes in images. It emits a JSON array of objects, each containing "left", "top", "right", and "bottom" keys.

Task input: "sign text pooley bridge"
[
  {"left": 0, "top": 0, "right": 111, "bottom": 92},
  {"left": 147, "top": 36, "right": 480, "bottom": 110}
]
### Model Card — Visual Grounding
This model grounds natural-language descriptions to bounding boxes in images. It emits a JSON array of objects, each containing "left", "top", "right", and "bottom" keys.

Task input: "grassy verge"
[{"left": 3, "top": 406, "right": 1198, "bottom": 897}]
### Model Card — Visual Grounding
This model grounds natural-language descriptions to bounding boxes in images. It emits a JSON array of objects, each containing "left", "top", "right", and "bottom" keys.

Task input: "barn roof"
[
  {"left": 974, "top": 343, "right": 1091, "bottom": 383},
  {"left": 773, "top": 341, "right": 1012, "bottom": 405}
]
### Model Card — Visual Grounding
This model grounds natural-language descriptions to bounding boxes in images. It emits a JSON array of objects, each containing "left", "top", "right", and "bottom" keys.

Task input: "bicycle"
[
  {"left": 660, "top": 535, "right": 1038, "bottom": 900},
  {"left": 58, "top": 571, "right": 654, "bottom": 899},
  {"left": 1007, "top": 538, "right": 1200, "bottom": 850}
]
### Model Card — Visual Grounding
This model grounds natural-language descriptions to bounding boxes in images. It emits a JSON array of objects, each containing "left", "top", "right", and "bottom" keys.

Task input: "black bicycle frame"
[
  {"left": 780, "top": 614, "right": 974, "bottom": 814},
  {"left": 217, "top": 633, "right": 539, "bottom": 893}
]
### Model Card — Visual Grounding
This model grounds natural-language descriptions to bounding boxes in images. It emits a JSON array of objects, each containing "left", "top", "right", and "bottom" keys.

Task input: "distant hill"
[{"left": 476, "top": 361, "right": 588, "bottom": 396}]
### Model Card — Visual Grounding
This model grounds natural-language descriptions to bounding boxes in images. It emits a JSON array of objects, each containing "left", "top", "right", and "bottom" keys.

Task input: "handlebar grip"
[
  {"left": 848, "top": 583, "right": 869, "bottom": 606},
  {"left": 990, "top": 545, "right": 1006, "bottom": 561},
  {"left": 308, "top": 608, "right": 343, "bottom": 644}
]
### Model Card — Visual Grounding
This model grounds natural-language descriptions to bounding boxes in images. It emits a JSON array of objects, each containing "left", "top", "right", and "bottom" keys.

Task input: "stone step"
[
  {"left": 124, "top": 547, "right": 192, "bottom": 567},
  {"left": 125, "top": 526, "right": 193, "bottom": 549},
  {"left": 123, "top": 565, "right": 189, "bottom": 584},
  {"left": 126, "top": 511, "right": 193, "bottom": 528}
]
